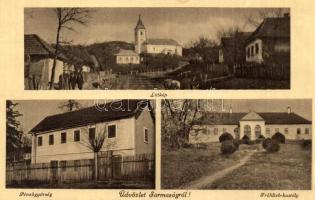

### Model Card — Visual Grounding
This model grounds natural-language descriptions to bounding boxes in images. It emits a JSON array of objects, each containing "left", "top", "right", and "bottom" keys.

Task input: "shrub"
[
  {"left": 271, "top": 132, "right": 286, "bottom": 144},
  {"left": 221, "top": 140, "right": 237, "bottom": 155},
  {"left": 301, "top": 139, "right": 312, "bottom": 150},
  {"left": 219, "top": 132, "right": 234, "bottom": 143},
  {"left": 241, "top": 135, "right": 250, "bottom": 144},
  {"left": 262, "top": 138, "right": 273, "bottom": 149},
  {"left": 263, "top": 139, "right": 280, "bottom": 153}
]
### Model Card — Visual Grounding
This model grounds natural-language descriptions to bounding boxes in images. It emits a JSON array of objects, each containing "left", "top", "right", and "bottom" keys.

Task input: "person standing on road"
[
  {"left": 77, "top": 70, "right": 84, "bottom": 90},
  {"left": 70, "top": 72, "right": 76, "bottom": 90}
]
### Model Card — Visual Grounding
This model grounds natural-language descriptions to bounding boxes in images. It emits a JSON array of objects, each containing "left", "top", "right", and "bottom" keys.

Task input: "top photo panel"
[{"left": 24, "top": 8, "right": 290, "bottom": 90}]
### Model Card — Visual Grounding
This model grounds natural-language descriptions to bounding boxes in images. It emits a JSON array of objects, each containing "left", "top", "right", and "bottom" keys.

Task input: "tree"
[
  {"left": 6, "top": 100, "right": 23, "bottom": 162},
  {"left": 49, "top": 8, "right": 91, "bottom": 89},
  {"left": 58, "top": 100, "right": 81, "bottom": 112},
  {"left": 246, "top": 8, "right": 289, "bottom": 28},
  {"left": 80, "top": 125, "right": 115, "bottom": 181}
]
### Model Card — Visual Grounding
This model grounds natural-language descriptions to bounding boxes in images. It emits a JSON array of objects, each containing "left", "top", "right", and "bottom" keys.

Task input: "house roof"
[
  {"left": 135, "top": 15, "right": 145, "bottom": 29},
  {"left": 221, "top": 32, "right": 251, "bottom": 48},
  {"left": 24, "top": 34, "right": 67, "bottom": 60},
  {"left": 195, "top": 112, "right": 311, "bottom": 125},
  {"left": 115, "top": 49, "right": 139, "bottom": 56},
  {"left": 30, "top": 100, "right": 153, "bottom": 134},
  {"left": 247, "top": 16, "right": 290, "bottom": 42},
  {"left": 144, "top": 38, "right": 180, "bottom": 46}
]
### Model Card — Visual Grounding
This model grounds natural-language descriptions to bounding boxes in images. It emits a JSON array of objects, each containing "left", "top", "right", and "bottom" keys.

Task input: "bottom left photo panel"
[{"left": 6, "top": 99, "right": 156, "bottom": 189}]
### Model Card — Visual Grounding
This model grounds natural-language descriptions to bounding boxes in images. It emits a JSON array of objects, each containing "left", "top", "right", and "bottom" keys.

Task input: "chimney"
[
  {"left": 284, "top": 13, "right": 290, "bottom": 18},
  {"left": 229, "top": 106, "right": 233, "bottom": 114},
  {"left": 287, "top": 106, "right": 291, "bottom": 114}
]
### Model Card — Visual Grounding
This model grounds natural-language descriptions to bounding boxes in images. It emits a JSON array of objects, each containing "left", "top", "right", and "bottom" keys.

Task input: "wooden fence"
[
  {"left": 234, "top": 63, "right": 290, "bottom": 80},
  {"left": 6, "top": 153, "right": 154, "bottom": 186}
]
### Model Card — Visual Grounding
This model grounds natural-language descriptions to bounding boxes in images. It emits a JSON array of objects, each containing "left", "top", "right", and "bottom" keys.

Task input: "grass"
[
  {"left": 210, "top": 143, "right": 311, "bottom": 190},
  {"left": 161, "top": 142, "right": 255, "bottom": 189},
  {"left": 209, "top": 78, "right": 290, "bottom": 89}
]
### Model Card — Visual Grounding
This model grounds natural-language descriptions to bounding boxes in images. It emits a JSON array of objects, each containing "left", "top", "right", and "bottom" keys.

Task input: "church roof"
[
  {"left": 195, "top": 112, "right": 311, "bottom": 125},
  {"left": 115, "top": 49, "right": 139, "bottom": 56},
  {"left": 135, "top": 14, "right": 145, "bottom": 29},
  {"left": 144, "top": 38, "right": 180, "bottom": 46}
]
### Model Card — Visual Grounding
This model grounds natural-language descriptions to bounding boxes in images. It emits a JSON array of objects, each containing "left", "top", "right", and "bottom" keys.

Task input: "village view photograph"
[
  {"left": 6, "top": 99, "right": 155, "bottom": 189},
  {"left": 25, "top": 7, "right": 290, "bottom": 90},
  {"left": 161, "top": 99, "right": 311, "bottom": 189}
]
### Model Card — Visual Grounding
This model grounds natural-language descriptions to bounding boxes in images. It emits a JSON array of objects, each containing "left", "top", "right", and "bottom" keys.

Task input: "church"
[{"left": 116, "top": 15, "right": 182, "bottom": 64}]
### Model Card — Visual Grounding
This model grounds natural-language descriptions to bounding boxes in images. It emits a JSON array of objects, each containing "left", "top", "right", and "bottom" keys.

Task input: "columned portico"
[{"left": 239, "top": 111, "right": 266, "bottom": 140}]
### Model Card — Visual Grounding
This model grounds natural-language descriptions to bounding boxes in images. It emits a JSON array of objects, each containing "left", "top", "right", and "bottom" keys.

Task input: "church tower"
[{"left": 134, "top": 14, "right": 146, "bottom": 54}]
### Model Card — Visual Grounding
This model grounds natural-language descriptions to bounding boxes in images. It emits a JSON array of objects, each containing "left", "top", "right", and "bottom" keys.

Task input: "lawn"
[
  {"left": 161, "top": 143, "right": 256, "bottom": 189},
  {"left": 209, "top": 78, "right": 290, "bottom": 89},
  {"left": 210, "top": 143, "right": 311, "bottom": 190}
]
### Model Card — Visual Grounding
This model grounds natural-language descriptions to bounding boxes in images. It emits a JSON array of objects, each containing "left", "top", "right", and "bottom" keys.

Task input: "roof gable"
[
  {"left": 30, "top": 100, "right": 151, "bottom": 134},
  {"left": 240, "top": 111, "right": 264, "bottom": 121}
]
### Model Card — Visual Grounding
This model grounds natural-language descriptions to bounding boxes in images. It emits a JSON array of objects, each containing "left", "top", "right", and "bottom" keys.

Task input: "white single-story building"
[
  {"left": 115, "top": 49, "right": 140, "bottom": 65},
  {"left": 190, "top": 107, "right": 312, "bottom": 143},
  {"left": 29, "top": 100, "right": 155, "bottom": 164}
]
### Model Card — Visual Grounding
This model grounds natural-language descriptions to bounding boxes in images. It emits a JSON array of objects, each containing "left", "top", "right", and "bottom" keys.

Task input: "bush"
[
  {"left": 262, "top": 138, "right": 273, "bottom": 149},
  {"left": 241, "top": 135, "right": 250, "bottom": 144},
  {"left": 263, "top": 138, "right": 280, "bottom": 153},
  {"left": 271, "top": 132, "right": 286, "bottom": 144},
  {"left": 221, "top": 140, "right": 237, "bottom": 155},
  {"left": 301, "top": 139, "right": 312, "bottom": 150},
  {"left": 219, "top": 132, "right": 234, "bottom": 143}
]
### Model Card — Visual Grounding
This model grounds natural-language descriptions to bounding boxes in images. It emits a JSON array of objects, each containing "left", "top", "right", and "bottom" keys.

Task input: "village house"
[
  {"left": 245, "top": 13, "right": 290, "bottom": 63},
  {"left": 189, "top": 107, "right": 312, "bottom": 143},
  {"left": 24, "top": 34, "right": 68, "bottom": 89},
  {"left": 29, "top": 100, "right": 155, "bottom": 164}
]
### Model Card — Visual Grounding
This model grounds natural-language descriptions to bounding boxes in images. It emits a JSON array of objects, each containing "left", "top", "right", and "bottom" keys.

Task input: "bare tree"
[
  {"left": 49, "top": 8, "right": 91, "bottom": 89},
  {"left": 58, "top": 99, "right": 81, "bottom": 112},
  {"left": 246, "top": 8, "right": 288, "bottom": 28}
]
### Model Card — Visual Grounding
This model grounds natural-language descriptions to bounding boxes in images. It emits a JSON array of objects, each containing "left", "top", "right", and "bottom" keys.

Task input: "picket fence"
[{"left": 6, "top": 153, "right": 154, "bottom": 185}]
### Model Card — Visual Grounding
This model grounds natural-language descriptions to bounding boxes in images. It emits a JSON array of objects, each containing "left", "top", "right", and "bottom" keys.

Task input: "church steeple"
[{"left": 134, "top": 14, "right": 146, "bottom": 54}]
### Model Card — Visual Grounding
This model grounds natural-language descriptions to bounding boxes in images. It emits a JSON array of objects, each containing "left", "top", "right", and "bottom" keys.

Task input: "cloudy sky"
[
  {"left": 24, "top": 8, "right": 288, "bottom": 46},
  {"left": 14, "top": 99, "right": 310, "bottom": 134}
]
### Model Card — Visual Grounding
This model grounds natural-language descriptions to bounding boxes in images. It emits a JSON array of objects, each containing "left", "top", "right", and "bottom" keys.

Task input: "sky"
[
  {"left": 14, "top": 99, "right": 311, "bottom": 135},
  {"left": 24, "top": 8, "right": 289, "bottom": 46}
]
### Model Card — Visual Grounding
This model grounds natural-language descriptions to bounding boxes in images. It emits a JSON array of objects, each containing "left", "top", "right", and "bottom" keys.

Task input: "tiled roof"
[
  {"left": 115, "top": 49, "right": 139, "bottom": 56},
  {"left": 24, "top": 34, "right": 67, "bottom": 60},
  {"left": 144, "top": 38, "right": 180, "bottom": 46},
  {"left": 247, "top": 16, "right": 290, "bottom": 42},
  {"left": 30, "top": 100, "right": 152, "bottom": 134},
  {"left": 195, "top": 112, "right": 311, "bottom": 125}
]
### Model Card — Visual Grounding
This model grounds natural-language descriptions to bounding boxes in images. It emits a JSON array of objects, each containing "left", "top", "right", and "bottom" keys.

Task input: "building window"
[
  {"left": 255, "top": 43, "right": 259, "bottom": 54},
  {"left": 61, "top": 132, "right": 67, "bottom": 144},
  {"left": 255, "top": 125, "right": 261, "bottom": 138},
  {"left": 144, "top": 128, "right": 148, "bottom": 143},
  {"left": 266, "top": 128, "right": 270, "bottom": 135},
  {"left": 247, "top": 48, "right": 250, "bottom": 58},
  {"left": 108, "top": 125, "right": 116, "bottom": 138},
  {"left": 37, "top": 136, "right": 43, "bottom": 146},
  {"left": 89, "top": 128, "right": 96, "bottom": 141},
  {"left": 285, "top": 128, "right": 289, "bottom": 135},
  {"left": 118, "top": 57, "right": 122, "bottom": 61},
  {"left": 214, "top": 128, "right": 218, "bottom": 135},
  {"left": 49, "top": 135, "right": 54, "bottom": 145},
  {"left": 74, "top": 130, "right": 80, "bottom": 142},
  {"left": 297, "top": 128, "right": 301, "bottom": 135},
  {"left": 140, "top": 31, "right": 143, "bottom": 36},
  {"left": 305, "top": 128, "right": 309, "bottom": 134},
  {"left": 251, "top": 46, "right": 254, "bottom": 56},
  {"left": 131, "top": 57, "right": 133, "bottom": 61},
  {"left": 244, "top": 125, "right": 251, "bottom": 136},
  {"left": 275, "top": 128, "right": 279, "bottom": 133}
]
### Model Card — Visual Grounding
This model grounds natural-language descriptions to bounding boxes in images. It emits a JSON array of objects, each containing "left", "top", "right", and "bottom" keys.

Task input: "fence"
[
  {"left": 234, "top": 63, "right": 290, "bottom": 80},
  {"left": 6, "top": 153, "right": 154, "bottom": 186}
]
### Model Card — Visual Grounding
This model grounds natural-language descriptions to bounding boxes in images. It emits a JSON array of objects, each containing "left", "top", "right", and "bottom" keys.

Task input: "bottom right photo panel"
[{"left": 161, "top": 99, "right": 312, "bottom": 190}]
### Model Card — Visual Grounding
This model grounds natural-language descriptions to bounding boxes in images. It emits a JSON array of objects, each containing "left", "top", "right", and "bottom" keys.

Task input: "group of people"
[{"left": 58, "top": 70, "right": 85, "bottom": 90}]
